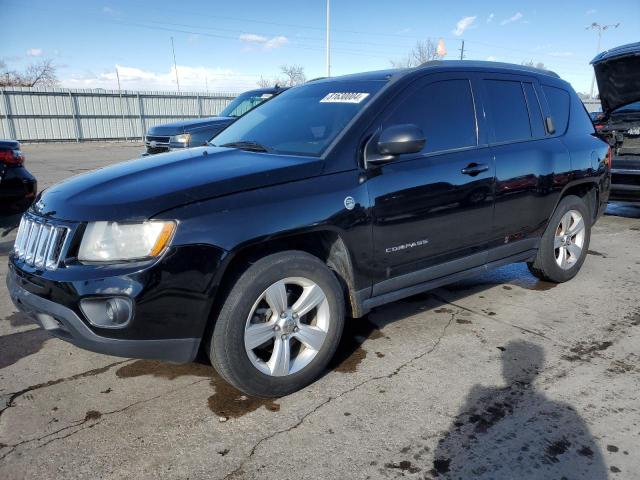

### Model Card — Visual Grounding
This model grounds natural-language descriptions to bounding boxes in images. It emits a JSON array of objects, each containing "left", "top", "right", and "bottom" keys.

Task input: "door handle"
[{"left": 461, "top": 163, "right": 489, "bottom": 176}]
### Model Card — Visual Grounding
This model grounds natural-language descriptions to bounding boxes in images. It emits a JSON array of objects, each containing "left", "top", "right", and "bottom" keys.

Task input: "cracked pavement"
[{"left": 1, "top": 143, "right": 640, "bottom": 479}]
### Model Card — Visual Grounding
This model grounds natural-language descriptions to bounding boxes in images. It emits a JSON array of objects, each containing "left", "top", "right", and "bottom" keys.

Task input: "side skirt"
[{"left": 355, "top": 249, "right": 537, "bottom": 316}]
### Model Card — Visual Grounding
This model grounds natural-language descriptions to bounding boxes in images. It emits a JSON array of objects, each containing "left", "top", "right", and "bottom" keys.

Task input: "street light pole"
[
  {"left": 587, "top": 22, "right": 620, "bottom": 99},
  {"left": 325, "top": 0, "right": 331, "bottom": 77}
]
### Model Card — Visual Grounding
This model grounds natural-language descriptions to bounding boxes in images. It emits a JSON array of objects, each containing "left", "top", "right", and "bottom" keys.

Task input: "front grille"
[
  {"left": 145, "top": 135, "right": 171, "bottom": 145},
  {"left": 620, "top": 135, "right": 640, "bottom": 155},
  {"left": 13, "top": 216, "right": 70, "bottom": 270}
]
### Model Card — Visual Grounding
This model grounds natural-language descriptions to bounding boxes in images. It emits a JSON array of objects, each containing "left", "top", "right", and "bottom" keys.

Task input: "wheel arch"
[
  {"left": 206, "top": 229, "right": 361, "bottom": 337},
  {"left": 555, "top": 179, "right": 600, "bottom": 223}
]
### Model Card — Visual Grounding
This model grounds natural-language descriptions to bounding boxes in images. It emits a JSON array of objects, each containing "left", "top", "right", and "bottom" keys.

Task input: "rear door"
[
  {"left": 476, "top": 73, "right": 571, "bottom": 259},
  {"left": 366, "top": 73, "right": 495, "bottom": 293}
]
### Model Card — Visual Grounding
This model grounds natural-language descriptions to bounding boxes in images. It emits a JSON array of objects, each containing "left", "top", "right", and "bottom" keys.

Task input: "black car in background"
[
  {"left": 143, "top": 86, "right": 285, "bottom": 155},
  {"left": 591, "top": 42, "right": 640, "bottom": 204},
  {"left": 0, "top": 140, "right": 37, "bottom": 227},
  {"left": 7, "top": 61, "right": 610, "bottom": 397}
]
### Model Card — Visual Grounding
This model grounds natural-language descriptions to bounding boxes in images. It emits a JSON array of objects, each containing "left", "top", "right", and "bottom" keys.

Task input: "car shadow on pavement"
[
  {"left": 606, "top": 202, "right": 640, "bottom": 219},
  {"left": 0, "top": 326, "right": 50, "bottom": 369},
  {"left": 328, "top": 263, "right": 557, "bottom": 377},
  {"left": 429, "top": 340, "right": 609, "bottom": 479}
]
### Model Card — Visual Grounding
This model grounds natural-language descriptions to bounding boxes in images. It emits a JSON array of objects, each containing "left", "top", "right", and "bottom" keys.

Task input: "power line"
[{"left": 171, "top": 36, "right": 180, "bottom": 92}]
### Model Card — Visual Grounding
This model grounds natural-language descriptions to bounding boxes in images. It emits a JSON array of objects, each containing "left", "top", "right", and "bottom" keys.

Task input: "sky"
[{"left": 1, "top": 0, "right": 639, "bottom": 94}]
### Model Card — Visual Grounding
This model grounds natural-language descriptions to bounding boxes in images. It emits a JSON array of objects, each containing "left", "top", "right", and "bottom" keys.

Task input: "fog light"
[{"left": 80, "top": 297, "right": 133, "bottom": 328}]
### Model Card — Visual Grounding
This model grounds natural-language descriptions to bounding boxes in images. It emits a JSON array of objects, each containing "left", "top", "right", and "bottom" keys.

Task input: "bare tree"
[
  {"left": 279, "top": 64, "right": 306, "bottom": 86},
  {"left": 256, "top": 65, "right": 305, "bottom": 88},
  {"left": 391, "top": 40, "right": 442, "bottom": 68},
  {"left": 256, "top": 75, "right": 272, "bottom": 88},
  {"left": 521, "top": 60, "right": 546, "bottom": 70},
  {"left": 0, "top": 58, "right": 59, "bottom": 87}
]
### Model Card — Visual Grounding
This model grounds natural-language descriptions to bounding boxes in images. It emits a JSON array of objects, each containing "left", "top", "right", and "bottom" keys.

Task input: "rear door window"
[
  {"left": 383, "top": 78, "right": 477, "bottom": 154},
  {"left": 542, "top": 85, "right": 570, "bottom": 135},
  {"left": 483, "top": 80, "right": 532, "bottom": 142}
]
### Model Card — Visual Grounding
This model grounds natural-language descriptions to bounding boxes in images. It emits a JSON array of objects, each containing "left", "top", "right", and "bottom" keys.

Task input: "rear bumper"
[
  {"left": 7, "top": 269, "right": 200, "bottom": 362},
  {"left": 0, "top": 166, "right": 37, "bottom": 216}
]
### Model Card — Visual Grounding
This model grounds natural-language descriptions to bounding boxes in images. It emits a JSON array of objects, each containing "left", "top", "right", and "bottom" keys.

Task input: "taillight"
[
  {"left": 606, "top": 146, "right": 612, "bottom": 169},
  {"left": 595, "top": 124, "right": 605, "bottom": 131},
  {"left": 0, "top": 149, "right": 24, "bottom": 166}
]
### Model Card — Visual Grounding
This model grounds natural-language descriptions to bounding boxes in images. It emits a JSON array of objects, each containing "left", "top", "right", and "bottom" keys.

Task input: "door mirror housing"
[{"left": 365, "top": 124, "right": 426, "bottom": 167}]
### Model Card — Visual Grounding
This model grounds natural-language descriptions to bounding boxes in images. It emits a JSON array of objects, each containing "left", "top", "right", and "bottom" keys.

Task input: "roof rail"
[{"left": 416, "top": 60, "right": 561, "bottom": 78}]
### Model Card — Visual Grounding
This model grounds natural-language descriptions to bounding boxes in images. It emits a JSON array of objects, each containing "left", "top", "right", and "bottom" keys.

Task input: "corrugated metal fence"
[
  {"left": 0, "top": 87, "right": 237, "bottom": 142},
  {"left": 1, "top": 86, "right": 603, "bottom": 143}
]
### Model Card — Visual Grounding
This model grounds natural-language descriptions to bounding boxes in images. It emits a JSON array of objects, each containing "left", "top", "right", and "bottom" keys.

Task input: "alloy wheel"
[
  {"left": 244, "top": 277, "right": 330, "bottom": 376},
  {"left": 554, "top": 209, "right": 586, "bottom": 270}
]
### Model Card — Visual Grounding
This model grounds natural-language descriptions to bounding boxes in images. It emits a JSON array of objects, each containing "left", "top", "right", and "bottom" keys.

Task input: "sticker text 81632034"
[{"left": 320, "top": 92, "right": 370, "bottom": 104}]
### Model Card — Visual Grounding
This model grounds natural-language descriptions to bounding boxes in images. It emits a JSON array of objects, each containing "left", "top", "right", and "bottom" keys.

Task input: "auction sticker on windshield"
[{"left": 320, "top": 92, "right": 370, "bottom": 104}]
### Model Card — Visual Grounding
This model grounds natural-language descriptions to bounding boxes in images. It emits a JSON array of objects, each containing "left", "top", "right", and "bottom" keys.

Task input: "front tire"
[
  {"left": 528, "top": 195, "right": 591, "bottom": 283},
  {"left": 209, "top": 251, "right": 345, "bottom": 398}
]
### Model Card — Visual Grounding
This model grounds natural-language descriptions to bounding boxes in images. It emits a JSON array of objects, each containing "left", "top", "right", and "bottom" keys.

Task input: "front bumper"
[
  {"left": 7, "top": 270, "right": 200, "bottom": 361},
  {"left": 610, "top": 155, "right": 640, "bottom": 203},
  {"left": 6, "top": 239, "right": 227, "bottom": 362}
]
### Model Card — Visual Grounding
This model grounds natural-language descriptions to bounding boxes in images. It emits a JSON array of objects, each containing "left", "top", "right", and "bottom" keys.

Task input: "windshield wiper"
[{"left": 219, "top": 140, "right": 270, "bottom": 152}]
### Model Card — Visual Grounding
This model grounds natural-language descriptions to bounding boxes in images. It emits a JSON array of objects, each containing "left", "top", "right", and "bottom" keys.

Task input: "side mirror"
[{"left": 366, "top": 124, "right": 425, "bottom": 167}]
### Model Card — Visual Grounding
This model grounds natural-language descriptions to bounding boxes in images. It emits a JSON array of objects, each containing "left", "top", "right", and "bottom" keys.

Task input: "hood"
[
  {"left": 591, "top": 42, "right": 640, "bottom": 114},
  {"left": 34, "top": 147, "right": 323, "bottom": 222},
  {"left": 147, "top": 117, "right": 234, "bottom": 136}
]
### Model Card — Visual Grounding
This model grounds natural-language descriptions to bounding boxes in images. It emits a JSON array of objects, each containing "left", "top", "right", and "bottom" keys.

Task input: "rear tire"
[
  {"left": 528, "top": 195, "right": 591, "bottom": 283},
  {"left": 209, "top": 251, "right": 345, "bottom": 398}
]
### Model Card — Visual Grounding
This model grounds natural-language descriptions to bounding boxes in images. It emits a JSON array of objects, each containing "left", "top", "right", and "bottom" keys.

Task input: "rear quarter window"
[
  {"left": 569, "top": 94, "right": 596, "bottom": 134},
  {"left": 542, "top": 85, "right": 570, "bottom": 135}
]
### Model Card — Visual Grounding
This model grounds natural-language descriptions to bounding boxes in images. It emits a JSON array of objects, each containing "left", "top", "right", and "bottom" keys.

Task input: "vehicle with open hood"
[
  {"left": 591, "top": 42, "right": 640, "bottom": 203},
  {"left": 7, "top": 61, "right": 610, "bottom": 397}
]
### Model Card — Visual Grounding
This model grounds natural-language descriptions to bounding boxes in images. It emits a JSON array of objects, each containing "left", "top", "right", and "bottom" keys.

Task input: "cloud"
[
  {"left": 264, "top": 36, "right": 288, "bottom": 49},
  {"left": 63, "top": 64, "right": 258, "bottom": 93},
  {"left": 486, "top": 55, "right": 497, "bottom": 61},
  {"left": 26, "top": 48, "right": 42, "bottom": 57},
  {"left": 500, "top": 12, "right": 523, "bottom": 26},
  {"left": 548, "top": 51, "right": 574, "bottom": 57},
  {"left": 487, "top": 13, "right": 495, "bottom": 23},
  {"left": 586, "top": 8, "right": 597, "bottom": 15},
  {"left": 239, "top": 33, "right": 289, "bottom": 50},
  {"left": 102, "top": 6, "right": 114, "bottom": 14},
  {"left": 452, "top": 16, "right": 477, "bottom": 36}
]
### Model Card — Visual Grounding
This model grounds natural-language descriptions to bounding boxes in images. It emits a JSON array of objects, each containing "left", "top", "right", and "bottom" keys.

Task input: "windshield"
[
  {"left": 210, "top": 80, "right": 385, "bottom": 157},
  {"left": 612, "top": 101, "right": 640, "bottom": 114},
  {"left": 219, "top": 91, "right": 274, "bottom": 118}
]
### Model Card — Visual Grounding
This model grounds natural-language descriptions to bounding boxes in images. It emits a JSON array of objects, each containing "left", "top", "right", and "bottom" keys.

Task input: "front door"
[{"left": 366, "top": 73, "right": 495, "bottom": 295}]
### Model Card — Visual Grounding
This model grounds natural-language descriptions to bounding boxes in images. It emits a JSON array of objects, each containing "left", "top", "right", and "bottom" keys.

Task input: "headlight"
[
  {"left": 169, "top": 133, "right": 191, "bottom": 146},
  {"left": 78, "top": 221, "right": 176, "bottom": 262}
]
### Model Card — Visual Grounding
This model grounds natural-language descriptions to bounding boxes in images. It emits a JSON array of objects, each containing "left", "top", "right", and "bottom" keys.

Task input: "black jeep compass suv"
[{"left": 7, "top": 61, "right": 610, "bottom": 397}]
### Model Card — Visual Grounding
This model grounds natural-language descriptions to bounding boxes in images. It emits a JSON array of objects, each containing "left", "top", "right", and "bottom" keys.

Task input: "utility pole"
[
  {"left": 459, "top": 40, "right": 465, "bottom": 60},
  {"left": 115, "top": 66, "right": 129, "bottom": 142},
  {"left": 586, "top": 22, "right": 620, "bottom": 98},
  {"left": 325, "top": 0, "right": 331, "bottom": 77},
  {"left": 171, "top": 36, "right": 181, "bottom": 92}
]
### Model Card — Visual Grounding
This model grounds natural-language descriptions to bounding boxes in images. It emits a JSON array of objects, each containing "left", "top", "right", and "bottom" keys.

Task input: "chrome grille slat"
[{"left": 13, "top": 215, "right": 70, "bottom": 271}]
